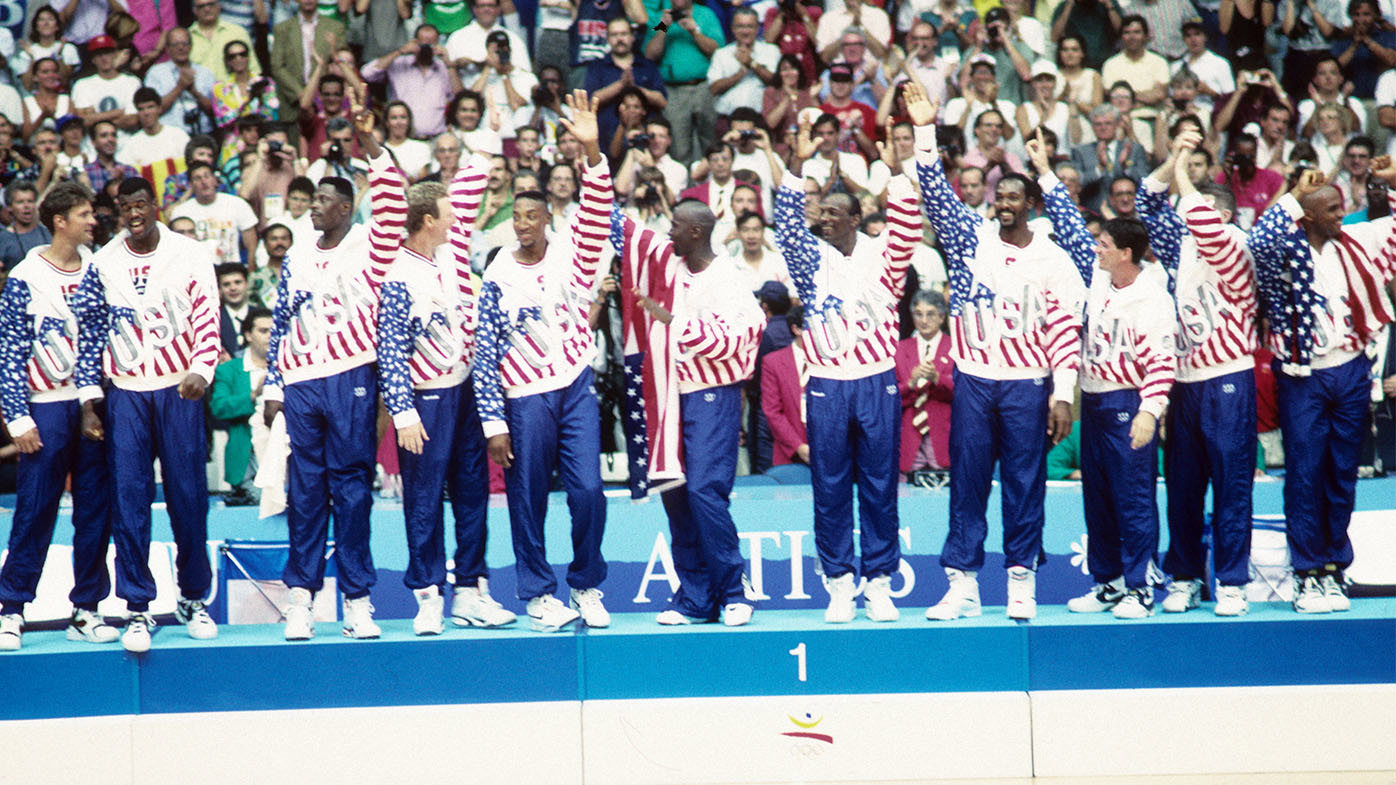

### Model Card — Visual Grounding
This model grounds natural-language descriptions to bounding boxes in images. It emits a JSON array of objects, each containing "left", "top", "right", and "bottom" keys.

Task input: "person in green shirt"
[
  {"left": 643, "top": 0, "right": 726, "bottom": 163},
  {"left": 210, "top": 307, "right": 274, "bottom": 506}
]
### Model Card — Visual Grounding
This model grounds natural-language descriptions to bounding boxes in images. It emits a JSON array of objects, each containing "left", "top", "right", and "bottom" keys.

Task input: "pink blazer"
[
  {"left": 894, "top": 333, "right": 954, "bottom": 473},
  {"left": 761, "top": 345, "right": 808, "bottom": 466}
]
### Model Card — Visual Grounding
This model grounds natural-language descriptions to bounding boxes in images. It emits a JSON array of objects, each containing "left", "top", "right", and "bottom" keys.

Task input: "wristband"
[{"left": 654, "top": 21, "right": 668, "bottom": 31}]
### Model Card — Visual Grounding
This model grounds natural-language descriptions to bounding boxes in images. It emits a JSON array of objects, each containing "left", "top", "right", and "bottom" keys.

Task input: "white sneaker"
[
  {"left": 122, "top": 613, "right": 154, "bottom": 653},
  {"left": 342, "top": 596, "right": 381, "bottom": 639},
  {"left": 528, "top": 594, "right": 580, "bottom": 632},
  {"left": 284, "top": 587, "right": 315, "bottom": 641},
  {"left": 1067, "top": 577, "right": 1126, "bottom": 613},
  {"left": 1213, "top": 585, "right": 1249, "bottom": 616},
  {"left": 1006, "top": 566, "right": 1037, "bottom": 620},
  {"left": 176, "top": 599, "right": 218, "bottom": 640},
  {"left": 1320, "top": 573, "right": 1350, "bottom": 612},
  {"left": 1293, "top": 574, "right": 1331, "bottom": 614},
  {"left": 925, "top": 568, "right": 981, "bottom": 621},
  {"left": 451, "top": 580, "right": 518, "bottom": 628},
  {"left": 413, "top": 586, "right": 445, "bottom": 636},
  {"left": 723, "top": 603, "right": 754, "bottom": 627},
  {"left": 66, "top": 608, "right": 119, "bottom": 644},
  {"left": 1161, "top": 579, "right": 1202, "bottom": 613},
  {"left": 823, "top": 573, "right": 856, "bottom": 623},
  {"left": 1111, "top": 587, "right": 1154, "bottom": 619},
  {"left": 862, "top": 575, "right": 900, "bottom": 622},
  {"left": 656, "top": 609, "right": 695, "bottom": 625},
  {"left": 0, "top": 613, "right": 22, "bottom": 651},
  {"left": 570, "top": 588, "right": 610, "bottom": 628}
]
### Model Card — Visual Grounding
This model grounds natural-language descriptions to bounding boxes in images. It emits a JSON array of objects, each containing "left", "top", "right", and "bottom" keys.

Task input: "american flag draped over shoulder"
[{"left": 611, "top": 208, "right": 685, "bottom": 499}]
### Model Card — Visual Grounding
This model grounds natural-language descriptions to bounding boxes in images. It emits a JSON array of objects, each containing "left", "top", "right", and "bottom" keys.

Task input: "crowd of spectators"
[{"left": 1, "top": 0, "right": 1396, "bottom": 496}]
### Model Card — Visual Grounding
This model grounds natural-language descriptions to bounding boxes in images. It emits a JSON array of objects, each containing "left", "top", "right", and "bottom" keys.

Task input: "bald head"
[
  {"left": 669, "top": 200, "right": 716, "bottom": 258},
  {"left": 1300, "top": 184, "right": 1346, "bottom": 242}
]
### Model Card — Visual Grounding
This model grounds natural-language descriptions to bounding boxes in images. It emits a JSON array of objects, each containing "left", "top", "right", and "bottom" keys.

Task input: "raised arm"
[
  {"left": 1135, "top": 135, "right": 1190, "bottom": 276},
  {"left": 881, "top": 172, "right": 920, "bottom": 300},
  {"left": 1175, "top": 132, "right": 1253, "bottom": 301},
  {"left": 560, "top": 90, "right": 615, "bottom": 292},
  {"left": 902, "top": 81, "right": 982, "bottom": 270},
  {"left": 772, "top": 113, "right": 828, "bottom": 306},
  {"left": 359, "top": 109, "right": 408, "bottom": 288},
  {"left": 1027, "top": 134, "right": 1095, "bottom": 286}
]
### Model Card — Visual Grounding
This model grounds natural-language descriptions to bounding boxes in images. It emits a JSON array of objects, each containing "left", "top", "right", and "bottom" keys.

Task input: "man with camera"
[
  {"left": 306, "top": 117, "right": 368, "bottom": 183},
  {"left": 145, "top": 27, "right": 217, "bottom": 136},
  {"left": 239, "top": 125, "right": 308, "bottom": 229},
  {"left": 617, "top": 117, "right": 689, "bottom": 199},
  {"left": 469, "top": 30, "right": 539, "bottom": 146},
  {"left": 586, "top": 17, "right": 667, "bottom": 155},
  {"left": 446, "top": 0, "right": 531, "bottom": 81},
  {"left": 362, "top": 24, "right": 465, "bottom": 139}
]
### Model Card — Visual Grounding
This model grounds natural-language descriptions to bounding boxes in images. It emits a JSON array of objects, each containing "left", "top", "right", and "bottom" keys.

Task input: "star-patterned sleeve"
[
  {"left": 262, "top": 256, "right": 294, "bottom": 403},
  {"left": 773, "top": 168, "right": 823, "bottom": 306},
  {"left": 377, "top": 280, "right": 419, "bottom": 427},
  {"left": 0, "top": 279, "right": 36, "bottom": 435},
  {"left": 1248, "top": 195, "right": 1313, "bottom": 369},
  {"left": 913, "top": 125, "right": 985, "bottom": 310},
  {"left": 71, "top": 263, "right": 109, "bottom": 404},
  {"left": 472, "top": 280, "right": 510, "bottom": 439},
  {"left": 1039, "top": 172, "right": 1096, "bottom": 286},
  {"left": 1136, "top": 175, "right": 1185, "bottom": 282}
]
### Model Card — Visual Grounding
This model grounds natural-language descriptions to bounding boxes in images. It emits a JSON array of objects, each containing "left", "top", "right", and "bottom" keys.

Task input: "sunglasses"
[{"left": 228, "top": 50, "right": 250, "bottom": 59}]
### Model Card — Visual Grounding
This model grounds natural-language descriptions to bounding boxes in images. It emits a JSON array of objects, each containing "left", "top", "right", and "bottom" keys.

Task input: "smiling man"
[
  {"left": 774, "top": 110, "right": 920, "bottom": 625},
  {"left": 262, "top": 110, "right": 408, "bottom": 642},
  {"left": 473, "top": 90, "right": 614, "bottom": 634},
  {"left": 72, "top": 176, "right": 221, "bottom": 653},
  {"left": 907, "top": 83, "right": 1087, "bottom": 623},
  {"left": 0, "top": 182, "right": 118, "bottom": 652}
]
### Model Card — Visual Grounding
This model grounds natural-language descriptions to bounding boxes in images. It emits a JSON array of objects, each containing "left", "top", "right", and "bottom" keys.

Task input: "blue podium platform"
[{"left": 4, "top": 600, "right": 1394, "bottom": 722}]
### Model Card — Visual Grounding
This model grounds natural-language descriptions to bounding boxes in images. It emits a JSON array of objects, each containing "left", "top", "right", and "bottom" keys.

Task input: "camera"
[
  {"left": 328, "top": 141, "right": 345, "bottom": 162},
  {"left": 628, "top": 133, "right": 651, "bottom": 150},
  {"left": 498, "top": 44, "right": 511, "bottom": 65},
  {"left": 739, "top": 129, "right": 757, "bottom": 141},
  {"left": 266, "top": 140, "right": 283, "bottom": 155}
]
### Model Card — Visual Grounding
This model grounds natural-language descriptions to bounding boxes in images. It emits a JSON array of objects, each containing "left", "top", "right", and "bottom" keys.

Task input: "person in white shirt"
[
  {"left": 468, "top": 30, "right": 540, "bottom": 142},
  {"left": 1171, "top": 18, "right": 1235, "bottom": 109},
  {"left": 800, "top": 112, "right": 870, "bottom": 191},
  {"left": 171, "top": 162, "right": 260, "bottom": 264},
  {"left": 729, "top": 210, "right": 793, "bottom": 292},
  {"left": 116, "top": 88, "right": 192, "bottom": 167},
  {"left": 143, "top": 27, "right": 216, "bottom": 135},
  {"left": 446, "top": 0, "right": 531, "bottom": 81},
  {"left": 815, "top": 0, "right": 892, "bottom": 60},
  {"left": 616, "top": 117, "right": 690, "bottom": 199},
  {"left": 71, "top": 35, "right": 140, "bottom": 131},
  {"left": 382, "top": 102, "right": 434, "bottom": 181},
  {"left": 899, "top": 21, "right": 956, "bottom": 107},
  {"left": 708, "top": 8, "right": 781, "bottom": 117}
]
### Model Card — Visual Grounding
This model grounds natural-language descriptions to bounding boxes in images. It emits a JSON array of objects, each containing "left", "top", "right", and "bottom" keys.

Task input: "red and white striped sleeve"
[
  {"left": 571, "top": 160, "right": 615, "bottom": 292},
  {"left": 1041, "top": 294, "right": 1082, "bottom": 404},
  {"left": 447, "top": 156, "right": 490, "bottom": 347},
  {"left": 675, "top": 310, "right": 762, "bottom": 364},
  {"left": 879, "top": 176, "right": 919, "bottom": 299},
  {"left": 364, "top": 151, "right": 409, "bottom": 289},
  {"left": 186, "top": 255, "right": 221, "bottom": 383},
  {"left": 1179, "top": 193, "right": 1253, "bottom": 302},
  {"left": 1135, "top": 308, "right": 1177, "bottom": 419}
]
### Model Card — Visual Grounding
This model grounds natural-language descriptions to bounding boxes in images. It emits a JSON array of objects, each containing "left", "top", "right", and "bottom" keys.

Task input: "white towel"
[{"left": 254, "top": 412, "right": 290, "bottom": 519}]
